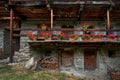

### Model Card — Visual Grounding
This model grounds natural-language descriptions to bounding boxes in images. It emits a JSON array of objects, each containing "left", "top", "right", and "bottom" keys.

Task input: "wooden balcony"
[
  {"left": 25, "top": 28, "right": 120, "bottom": 48},
  {"left": 12, "top": 28, "right": 120, "bottom": 42}
]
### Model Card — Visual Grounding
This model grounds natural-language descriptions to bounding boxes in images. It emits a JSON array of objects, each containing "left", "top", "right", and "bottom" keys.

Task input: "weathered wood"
[
  {"left": 9, "top": 8, "right": 13, "bottom": 62},
  {"left": 84, "top": 50, "right": 97, "bottom": 70},
  {"left": 107, "top": 9, "right": 110, "bottom": 29},
  {"left": 37, "top": 56, "right": 59, "bottom": 70},
  {"left": 0, "top": 17, "right": 20, "bottom": 20},
  {"left": 51, "top": 9, "right": 53, "bottom": 29},
  {"left": 111, "top": 70, "right": 120, "bottom": 80}
]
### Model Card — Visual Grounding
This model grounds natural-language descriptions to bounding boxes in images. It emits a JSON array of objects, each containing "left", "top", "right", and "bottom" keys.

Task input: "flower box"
[
  {"left": 27, "top": 31, "right": 36, "bottom": 41},
  {"left": 69, "top": 33, "right": 79, "bottom": 41},
  {"left": 107, "top": 38, "right": 114, "bottom": 42},
  {"left": 53, "top": 32, "right": 65, "bottom": 40},
  {"left": 92, "top": 34, "right": 104, "bottom": 42},
  {"left": 69, "top": 38, "right": 76, "bottom": 41},
  {"left": 81, "top": 34, "right": 91, "bottom": 41},
  {"left": 93, "top": 38, "right": 102, "bottom": 42},
  {"left": 107, "top": 34, "right": 115, "bottom": 42},
  {"left": 41, "top": 31, "right": 51, "bottom": 40}
]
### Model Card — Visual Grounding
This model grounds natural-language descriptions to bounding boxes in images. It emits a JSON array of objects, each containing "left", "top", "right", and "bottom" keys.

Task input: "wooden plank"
[
  {"left": 51, "top": 9, "right": 53, "bottom": 29},
  {"left": 84, "top": 50, "right": 97, "bottom": 70},
  {"left": 9, "top": 8, "right": 13, "bottom": 62},
  {"left": 107, "top": 9, "right": 110, "bottom": 29},
  {"left": 61, "top": 50, "right": 73, "bottom": 67},
  {"left": 0, "top": 17, "right": 20, "bottom": 20}
]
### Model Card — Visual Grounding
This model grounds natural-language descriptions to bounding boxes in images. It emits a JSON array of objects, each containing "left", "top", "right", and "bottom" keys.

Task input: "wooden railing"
[{"left": 20, "top": 28, "right": 120, "bottom": 42}]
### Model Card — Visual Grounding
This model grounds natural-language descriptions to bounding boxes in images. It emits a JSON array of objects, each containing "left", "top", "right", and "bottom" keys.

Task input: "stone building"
[{"left": 0, "top": 0, "right": 120, "bottom": 80}]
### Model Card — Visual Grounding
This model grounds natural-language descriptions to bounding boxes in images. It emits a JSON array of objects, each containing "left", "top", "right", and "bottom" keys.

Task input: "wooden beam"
[
  {"left": 53, "top": 1, "right": 111, "bottom": 5},
  {"left": 0, "top": 17, "right": 20, "bottom": 20},
  {"left": 51, "top": 9, "right": 53, "bottom": 29},
  {"left": 11, "top": 0, "right": 36, "bottom": 1},
  {"left": 9, "top": 8, "right": 13, "bottom": 63},
  {"left": 107, "top": 9, "right": 110, "bottom": 29}
]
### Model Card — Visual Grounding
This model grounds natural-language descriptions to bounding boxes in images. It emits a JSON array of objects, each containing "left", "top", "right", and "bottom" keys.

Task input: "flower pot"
[
  {"left": 82, "top": 39, "right": 90, "bottom": 42},
  {"left": 28, "top": 36, "right": 36, "bottom": 41},
  {"left": 69, "top": 38, "right": 76, "bottom": 41},
  {"left": 107, "top": 38, "right": 114, "bottom": 41},
  {"left": 93, "top": 38, "right": 102, "bottom": 42},
  {"left": 41, "top": 26, "right": 47, "bottom": 30},
  {"left": 45, "top": 38, "right": 51, "bottom": 41}
]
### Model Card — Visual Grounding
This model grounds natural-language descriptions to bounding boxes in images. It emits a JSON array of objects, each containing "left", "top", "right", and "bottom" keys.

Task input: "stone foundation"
[{"left": 11, "top": 41, "right": 120, "bottom": 80}]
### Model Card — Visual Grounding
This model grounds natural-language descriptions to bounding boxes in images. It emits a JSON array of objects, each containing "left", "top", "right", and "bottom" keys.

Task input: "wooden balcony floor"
[{"left": 27, "top": 40, "right": 120, "bottom": 48}]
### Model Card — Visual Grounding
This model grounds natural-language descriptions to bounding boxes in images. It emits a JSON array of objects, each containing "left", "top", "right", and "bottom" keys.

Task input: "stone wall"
[
  {"left": 0, "top": 20, "right": 9, "bottom": 59},
  {"left": 12, "top": 44, "right": 120, "bottom": 80},
  {"left": 60, "top": 48, "right": 120, "bottom": 80}
]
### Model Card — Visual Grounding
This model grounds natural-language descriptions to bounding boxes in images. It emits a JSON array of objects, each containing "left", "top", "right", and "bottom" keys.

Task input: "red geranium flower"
[
  {"left": 54, "top": 31, "right": 66, "bottom": 40},
  {"left": 27, "top": 31, "right": 35, "bottom": 41},
  {"left": 108, "top": 34, "right": 115, "bottom": 38},
  {"left": 42, "top": 31, "right": 51, "bottom": 39},
  {"left": 69, "top": 33, "right": 80, "bottom": 40}
]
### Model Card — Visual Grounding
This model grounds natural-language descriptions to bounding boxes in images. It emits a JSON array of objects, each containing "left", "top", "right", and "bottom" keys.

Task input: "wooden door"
[
  {"left": 84, "top": 50, "right": 97, "bottom": 70},
  {"left": 61, "top": 50, "right": 73, "bottom": 67}
]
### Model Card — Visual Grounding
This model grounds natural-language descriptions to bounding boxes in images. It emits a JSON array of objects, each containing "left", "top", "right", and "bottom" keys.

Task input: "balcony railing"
[{"left": 26, "top": 29, "right": 120, "bottom": 42}]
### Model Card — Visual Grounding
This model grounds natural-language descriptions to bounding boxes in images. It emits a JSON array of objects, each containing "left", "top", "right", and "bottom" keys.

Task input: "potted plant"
[
  {"left": 54, "top": 32, "right": 65, "bottom": 40},
  {"left": 40, "top": 24, "right": 48, "bottom": 30},
  {"left": 81, "top": 34, "right": 91, "bottom": 41},
  {"left": 107, "top": 33, "right": 115, "bottom": 41},
  {"left": 92, "top": 34, "right": 104, "bottom": 41},
  {"left": 42, "top": 31, "right": 51, "bottom": 40},
  {"left": 80, "top": 22, "right": 90, "bottom": 31},
  {"left": 27, "top": 31, "right": 36, "bottom": 41},
  {"left": 69, "top": 33, "right": 80, "bottom": 41}
]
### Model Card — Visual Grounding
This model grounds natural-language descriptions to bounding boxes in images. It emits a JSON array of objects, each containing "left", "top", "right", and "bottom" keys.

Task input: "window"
[
  {"left": 108, "top": 50, "right": 116, "bottom": 58},
  {"left": 44, "top": 50, "right": 52, "bottom": 57}
]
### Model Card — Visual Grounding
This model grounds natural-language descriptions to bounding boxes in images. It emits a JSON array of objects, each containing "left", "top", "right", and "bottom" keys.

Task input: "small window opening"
[{"left": 108, "top": 50, "right": 116, "bottom": 58}]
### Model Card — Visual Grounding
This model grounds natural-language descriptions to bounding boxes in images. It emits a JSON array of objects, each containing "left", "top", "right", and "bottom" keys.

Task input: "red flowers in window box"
[
  {"left": 69, "top": 34, "right": 80, "bottom": 40},
  {"left": 93, "top": 34, "right": 104, "bottom": 38},
  {"left": 27, "top": 32, "right": 35, "bottom": 41},
  {"left": 80, "top": 22, "right": 91, "bottom": 30},
  {"left": 42, "top": 31, "right": 51, "bottom": 39},
  {"left": 81, "top": 34, "right": 91, "bottom": 40},
  {"left": 108, "top": 34, "right": 115, "bottom": 38},
  {"left": 54, "top": 32, "right": 65, "bottom": 40}
]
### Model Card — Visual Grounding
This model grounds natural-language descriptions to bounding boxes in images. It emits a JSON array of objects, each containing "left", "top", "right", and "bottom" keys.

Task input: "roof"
[{"left": 0, "top": 0, "right": 120, "bottom": 20}]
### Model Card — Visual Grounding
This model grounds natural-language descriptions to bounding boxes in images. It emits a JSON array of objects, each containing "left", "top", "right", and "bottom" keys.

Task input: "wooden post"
[
  {"left": 51, "top": 9, "right": 53, "bottom": 29},
  {"left": 10, "top": 8, "right": 13, "bottom": 62},
  {"left": 107, "top": 9, "right": 110, "bottom": 29}
]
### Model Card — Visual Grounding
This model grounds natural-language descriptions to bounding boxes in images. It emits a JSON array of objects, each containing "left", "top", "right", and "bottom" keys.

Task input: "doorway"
[{"left": 84, "top": 50, "right": 97, "bottom": 70}]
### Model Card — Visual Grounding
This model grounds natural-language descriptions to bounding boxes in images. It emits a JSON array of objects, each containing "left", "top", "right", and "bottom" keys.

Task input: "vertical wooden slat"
[
  {"left": 10, "top": 8, "right": 13, "bottom": 62},
  {"left": 107, "top": 9, "right": 110, "bottom": 29},
  {"left": 51, "top": 9, "right": 53, "bottom": 29}
]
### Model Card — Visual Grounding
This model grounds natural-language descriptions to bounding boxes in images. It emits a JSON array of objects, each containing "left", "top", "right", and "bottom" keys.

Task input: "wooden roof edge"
[{"left": 5, "top": 1, "right": 120, "bottom": 9}]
